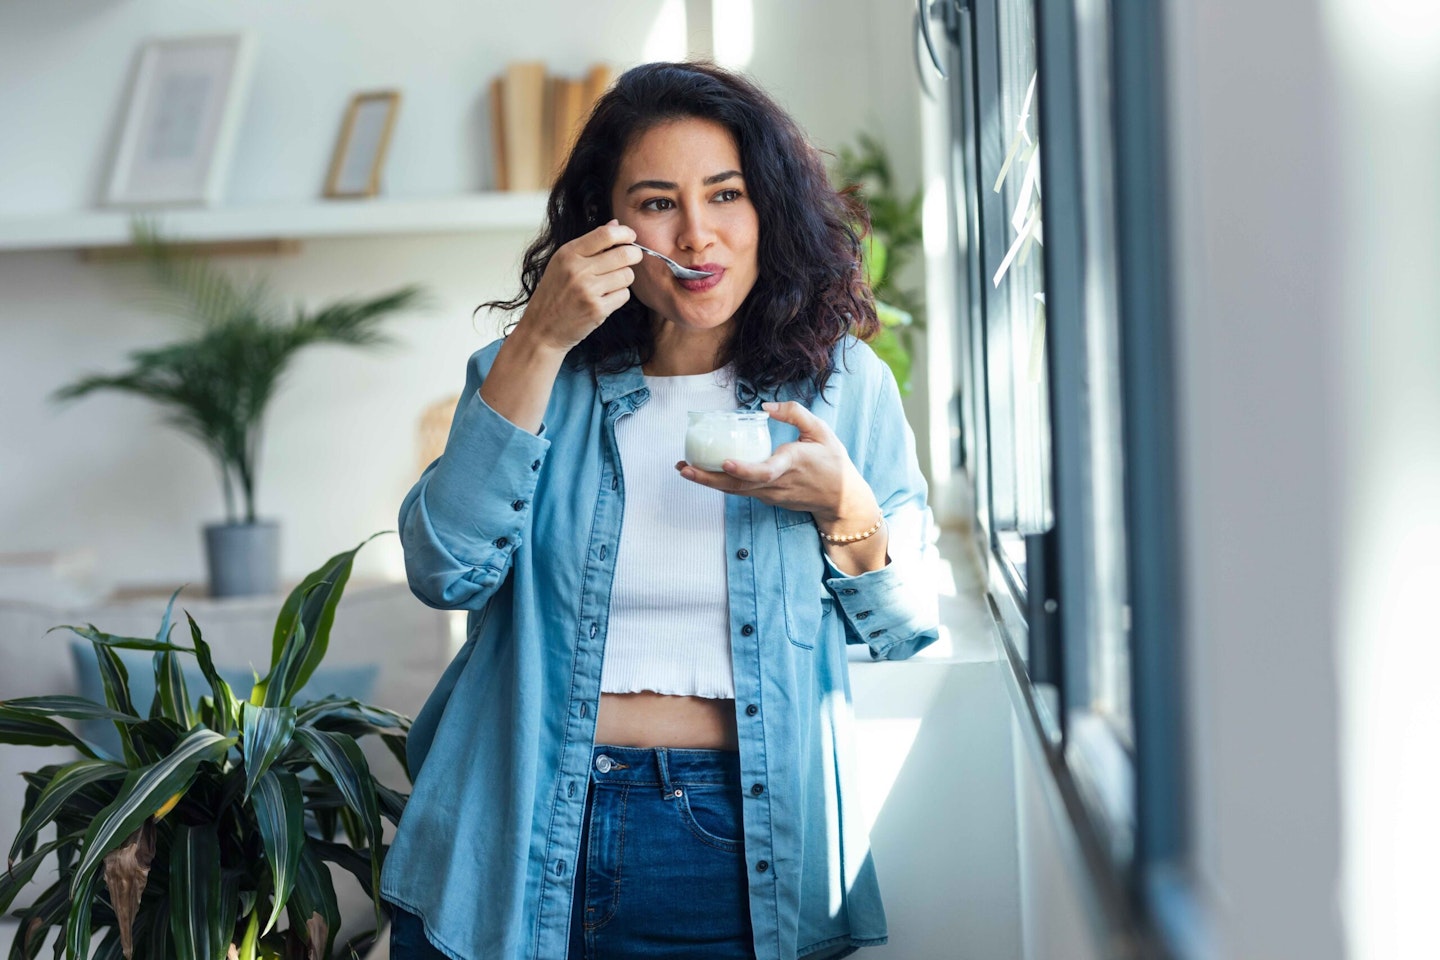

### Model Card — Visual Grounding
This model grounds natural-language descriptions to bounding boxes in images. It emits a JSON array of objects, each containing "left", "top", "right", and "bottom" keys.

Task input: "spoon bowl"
[{"left": 631, "top": 244, "right": 715, "bottom": 281}]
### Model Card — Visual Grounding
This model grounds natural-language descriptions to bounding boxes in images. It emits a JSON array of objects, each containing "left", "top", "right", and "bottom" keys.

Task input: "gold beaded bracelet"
[{"left": 816, "top": 515, "right": 885, "bottom": 545}]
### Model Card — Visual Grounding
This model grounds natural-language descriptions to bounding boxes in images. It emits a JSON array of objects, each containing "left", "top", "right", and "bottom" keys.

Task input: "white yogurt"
[{"left": 685, "top": 410, "right": 772, "bottom": 471}]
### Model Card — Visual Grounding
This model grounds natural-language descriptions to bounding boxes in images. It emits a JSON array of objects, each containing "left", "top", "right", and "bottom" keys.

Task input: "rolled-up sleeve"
[
  {"left": 824, "top": 350, "right": 940, "bottom": 660},
  {"left": 399, "top": 347, "right": 551, "bottom": 609}
]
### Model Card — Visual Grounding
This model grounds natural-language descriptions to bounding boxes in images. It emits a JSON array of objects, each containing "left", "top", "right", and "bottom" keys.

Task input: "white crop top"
[{"left": 600, "top": 367, "right": 736, "bottom": 699}]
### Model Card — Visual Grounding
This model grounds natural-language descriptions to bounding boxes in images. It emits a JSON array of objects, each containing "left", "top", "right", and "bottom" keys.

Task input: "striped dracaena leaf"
[
  {"left": 241, "top": 703, "right": 297, "bottom": 800},
  {"left": 0, "top": 696, "right": 143, "bottom": 726},
  {"left": 169, "top": 824, "right": 223, "bottom": 960},
  {"left": 186, "top": 612, "right": 240, "bottom": 733},
  {"left": 0, "top": 708, "right": 99, "bottom": 758},
  {"left": 292, "top": 727, "right": 384, "bottom": 920},
  {"left": 250, "top": 767, "right": 305, "bottom": 936},
  {"left": 72, "top": 728, "right": 235, "bottom": 895},
  {"left": 8, "top": 759, "right": 125, "bottom": 865},
  {"left": 0, "top": 838, "right": 65, "bottom": 915},
  {"left": 151, "top": 648, "right": 194, "bottom": 728},
  {"left": 265, "top": 536, "right": 381, "bottom": 702},
  {"left": 65, "top": 867, "right": 101, "bottom": 960},
  {"left": 289, "top": 844, "right": 340, "bottom": 960},
  {"left": 46, "top": 623, "right": 193, "bottom": 653}
]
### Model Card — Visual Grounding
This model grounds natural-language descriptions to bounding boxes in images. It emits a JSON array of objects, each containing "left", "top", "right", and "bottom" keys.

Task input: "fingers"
[
  {"left": 571, "top": 220, "right": 637, "bottom": 258},
  {"left": 762, "top": 400, "right": 832, "bottom": 439}
]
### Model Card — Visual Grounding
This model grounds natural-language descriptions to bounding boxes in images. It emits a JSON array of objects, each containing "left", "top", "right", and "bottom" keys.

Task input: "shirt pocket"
[{"left": 775, "top": 508, "right": 831, "bottom": 649}]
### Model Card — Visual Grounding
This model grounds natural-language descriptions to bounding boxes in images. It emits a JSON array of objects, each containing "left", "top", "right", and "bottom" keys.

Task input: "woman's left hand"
[{"left": 676, "top": 401, "right": 881, "bottom": 530}]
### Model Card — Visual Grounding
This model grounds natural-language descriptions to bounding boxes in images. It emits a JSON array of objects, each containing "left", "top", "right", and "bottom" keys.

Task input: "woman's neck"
[{"left": 644, "top": 313, "right": 729, "bottom": 376}]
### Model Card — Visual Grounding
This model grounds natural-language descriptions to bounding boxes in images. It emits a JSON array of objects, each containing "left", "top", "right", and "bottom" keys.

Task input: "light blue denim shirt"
[{"left": 381, "top": 336, "right": 939, "bottom": 960}]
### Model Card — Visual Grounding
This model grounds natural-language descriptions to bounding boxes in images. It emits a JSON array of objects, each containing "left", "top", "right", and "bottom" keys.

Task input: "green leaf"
[
  {"left": 8, "top": 759, "right": 125, "bottom": 865},
  {"left": 72, "top": 728, "right": 235, "bottom": 896},
  {"left": 241, "top": 704, "right": 297, "bottom": 800},
  {"left": 46, "top": 624, "right": 193, "bottom": 654},
  {"left": 868, "top": 321, "right": 913, "bottom": 396},
  {"left": 169, "top": 824, "right": 223, "bottom": 960},
  {"left": 861, "top": 232, "right": 888, "bottom": 288},
  {"left": 10, "top": 877, "right": 67, "bottom": 960},
  {"left": 65, "top": 868, "right": 100, "bottom": 960},
  {"left": 0, "top": 838, "right": 65, "bottom": 915},
  {"left": 292, "top": 728, "right": 384, "bottom": 920},
  {"left": 289, "top": 845, "right": 340, "bottom": 960},
  {"left": 187, "top": 613, "right": 239, "bottom": 734},
  {"left": 151, "top": 648, "right": 194, "bottom": 729},
  {"left": 90, "top": 643, "right": 141, "bottom": 766},
  {"left": 250, "top": 769, "right": 304, "bottom": 936},
  {"left": 375, "top": 783, "right": 408, "bottom": 826},
  {"left": 0, "top": 708, "right": 98, "bottom": 758},
  {"left": 259, "top": 535, "right": 383, "bottom": 705},
  {"left": 0, "top": 697, "right": 144, "bottom": 726},
  {"left": 308, "top": 840, "right": 376, "bottom": 900}
]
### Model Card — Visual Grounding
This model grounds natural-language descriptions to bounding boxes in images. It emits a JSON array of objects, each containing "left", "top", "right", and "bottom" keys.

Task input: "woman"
[{"left": 382, "top": 61, "right": 938, "bottom": 960}]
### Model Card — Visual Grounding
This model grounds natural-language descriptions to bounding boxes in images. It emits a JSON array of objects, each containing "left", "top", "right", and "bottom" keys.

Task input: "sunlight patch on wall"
[
  {"left": 645, "top": 0, "right": 689, "bottom": 63},
  {"left": 713, "top": 0, "right": 755, "bottom": 68}
]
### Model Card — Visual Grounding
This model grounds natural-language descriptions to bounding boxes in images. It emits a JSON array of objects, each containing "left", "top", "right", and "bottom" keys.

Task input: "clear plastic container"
[{"left": 684, "top": 410, "right": 772, "bottom": 471}]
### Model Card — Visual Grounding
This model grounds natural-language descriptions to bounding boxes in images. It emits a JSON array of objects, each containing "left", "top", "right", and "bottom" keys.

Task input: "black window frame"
[{"left": 924, "top": 0, "right": 1207, "bottom": 956}]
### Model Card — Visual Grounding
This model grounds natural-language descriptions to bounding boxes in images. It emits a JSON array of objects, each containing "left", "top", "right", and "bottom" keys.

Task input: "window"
[{"left": 932, "top": 0, "right": 1197, "bottom": 954}]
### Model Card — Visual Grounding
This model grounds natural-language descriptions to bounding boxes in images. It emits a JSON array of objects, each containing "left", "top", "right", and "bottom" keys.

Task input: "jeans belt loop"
[{"left": 655, "top": 747, "right": 678, "bottom": 800}]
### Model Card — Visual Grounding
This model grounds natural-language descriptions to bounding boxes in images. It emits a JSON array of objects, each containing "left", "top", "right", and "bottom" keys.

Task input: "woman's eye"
[
  {"left": 715, "top": 188, "right": 743, "bottom": 202},
  {"left": 640, "top": 197, "right": 675, "bottom": 212}
]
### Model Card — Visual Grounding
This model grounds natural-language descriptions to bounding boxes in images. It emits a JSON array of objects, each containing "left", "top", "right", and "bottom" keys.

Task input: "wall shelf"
[{"left": 0, "top": 191, "right": 550, "bottom": 254}]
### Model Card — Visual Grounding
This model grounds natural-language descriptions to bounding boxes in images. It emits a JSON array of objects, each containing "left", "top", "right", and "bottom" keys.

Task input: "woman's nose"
[{"left": 675, "top": 205, "right": 717, "bottom": 252}]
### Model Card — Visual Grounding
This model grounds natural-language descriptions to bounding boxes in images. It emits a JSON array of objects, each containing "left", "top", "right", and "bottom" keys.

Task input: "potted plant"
[
  {"left": 834, "top": 133, "right": 926, "bottom": 394},
  {"left": 0, "top": 537, "right": 408, "bottom": 960},
  {"left": 53, "top": 224, "right": 424, "bottom": 597}
]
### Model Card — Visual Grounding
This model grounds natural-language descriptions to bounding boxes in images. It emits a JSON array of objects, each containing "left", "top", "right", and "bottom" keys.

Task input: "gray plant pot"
[{"left": 203, "top": 521, "right": 280, "bottom": 598}]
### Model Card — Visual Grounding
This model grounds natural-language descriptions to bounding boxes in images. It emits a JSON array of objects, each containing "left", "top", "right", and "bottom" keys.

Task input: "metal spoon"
[{"left": 631, "top": 243, "right": 714, "bottom": 280}]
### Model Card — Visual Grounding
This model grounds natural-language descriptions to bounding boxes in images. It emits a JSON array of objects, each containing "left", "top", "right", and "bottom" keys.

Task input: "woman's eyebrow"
[{"left": 624, "top": 170, "right": 744, "bottom": 194}]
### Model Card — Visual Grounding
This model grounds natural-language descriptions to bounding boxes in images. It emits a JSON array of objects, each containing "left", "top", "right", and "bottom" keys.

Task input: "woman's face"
[{"left": 610, "top": 117, "right": 760, "bottom": 338}]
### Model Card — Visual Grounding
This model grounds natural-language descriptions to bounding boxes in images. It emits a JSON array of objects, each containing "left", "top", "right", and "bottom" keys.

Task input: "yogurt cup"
[{"left": 685, "top": 410, "right": 772, "bottom": 471}]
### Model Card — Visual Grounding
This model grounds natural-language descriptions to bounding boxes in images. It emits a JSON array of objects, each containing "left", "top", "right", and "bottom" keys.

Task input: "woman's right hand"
[{"left": 517, "top": 220, "right": 643, "bottom": 353}]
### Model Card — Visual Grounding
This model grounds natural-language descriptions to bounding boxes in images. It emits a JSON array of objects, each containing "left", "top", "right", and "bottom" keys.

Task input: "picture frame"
[
  {"left": 105, "top": 33, "right": 255, "bottom": 207},
  {"left": 324, "top": 91, "right": 402, "bottom": 199}
]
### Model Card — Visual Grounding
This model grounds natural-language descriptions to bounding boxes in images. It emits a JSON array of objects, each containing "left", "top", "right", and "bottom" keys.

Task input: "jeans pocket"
[{"left": 674, "top": 783, "right": 744, "bottom": 852}]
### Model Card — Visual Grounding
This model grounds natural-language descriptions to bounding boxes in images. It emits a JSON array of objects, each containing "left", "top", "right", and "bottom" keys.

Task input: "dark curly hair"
[{"left": 480, "top": 60, "right": 878, "bottom": 399}]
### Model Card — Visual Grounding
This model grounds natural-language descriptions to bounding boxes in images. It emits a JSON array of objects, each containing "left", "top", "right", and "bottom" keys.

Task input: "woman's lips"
[{"left": 677, "top": 265, "right": 724, "bottom": 292}]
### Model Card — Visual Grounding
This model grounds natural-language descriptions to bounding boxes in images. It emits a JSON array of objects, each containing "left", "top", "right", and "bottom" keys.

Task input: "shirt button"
[
  {"left": 554, "top": 859, "right": 566, "bottom": 876},
  {"left": 741, "top": 624, "right": 754, "bottom": 636},
  {"left": 756, "top": 860, "right": 769, "bottom": 873},
  {"left": 531, "top": 460, "right": 541, "bottom": 471},
  {"left": 856, "top": 610, "right": 871, "bottom": 620},
  {"left": 599, "top": 545, "right": 607, "bottom": 561},
  {"left": 511, "top": 499, "right": 526, "bottom": 511},
  {"left": 568, "top": 781, "right": 576, "bottom": 797},
  {"left": 590, "top": 623, "right": 598, "bottom": 638},
  {"left": 868, "top": 629, "right": 885, "bottom": 639},
  {"left": 745, "top": 704, "right": 759, "bottom": 717},
  {"left": 841, "top": 588, "right": 858, "bottom": 596},
  {"left": 494, "top": 536, "right": 509, "bottom": 549},
  {"left": 736, "top": 548, "right": 749, "bottom": 560},
  {"left": 612, "top": 476, "right": 619, "bottom": 490},
  {"left": 751, "top": 783, "right": 764, "bottom": 796}
]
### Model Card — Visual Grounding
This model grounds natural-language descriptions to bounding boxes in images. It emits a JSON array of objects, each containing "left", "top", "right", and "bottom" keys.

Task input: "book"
[
  {"left": 489, "top": 76, "right": 508, "bottom": 191},
  {"left": 549, "top": 77, "right": 587, "bottom": 179},
  {"left": 502, "top": 61, "right": 547, "bottom": 191}
]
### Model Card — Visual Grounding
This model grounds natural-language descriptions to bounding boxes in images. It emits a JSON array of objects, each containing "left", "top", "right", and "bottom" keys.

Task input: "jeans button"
[{"left": 595, "top": 755, "right": 613, "bottom": 773}]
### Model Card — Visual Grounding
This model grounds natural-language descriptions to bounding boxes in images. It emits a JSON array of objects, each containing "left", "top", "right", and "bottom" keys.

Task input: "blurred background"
[{"left": 0, "top": 1, "right": 1436, "bottom": 959}]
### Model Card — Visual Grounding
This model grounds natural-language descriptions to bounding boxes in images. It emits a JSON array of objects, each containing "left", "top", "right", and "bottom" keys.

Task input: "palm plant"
[
  {"left": 0, "top": 537, "right": 409, "bottom": 960},
  {"left": 53, "top": 224, "right": 424, "bottom": 525},
  {"left": 835, "top": 133, "right": 926, "bottom": 394}
]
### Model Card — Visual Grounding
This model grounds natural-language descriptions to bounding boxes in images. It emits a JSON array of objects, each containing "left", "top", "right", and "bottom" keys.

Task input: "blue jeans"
[{"left": 389, "top": 746, "right": 755, "bottom": 959}]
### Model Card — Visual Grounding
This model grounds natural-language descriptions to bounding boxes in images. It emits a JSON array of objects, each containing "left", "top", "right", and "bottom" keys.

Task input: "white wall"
[{"left": 0, "top": 0, "right": 925, "bottom": 588}]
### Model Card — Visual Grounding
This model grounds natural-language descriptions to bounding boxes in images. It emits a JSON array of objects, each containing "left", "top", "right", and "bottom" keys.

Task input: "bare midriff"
[{"left": 595, "top": 692, "right": 740, "bottom": 751}]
